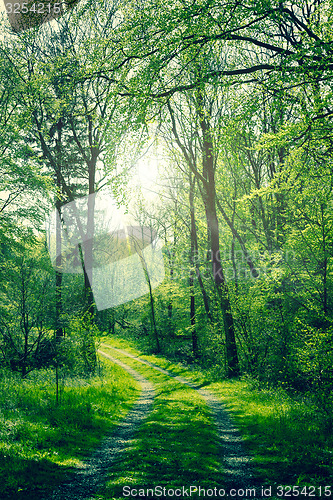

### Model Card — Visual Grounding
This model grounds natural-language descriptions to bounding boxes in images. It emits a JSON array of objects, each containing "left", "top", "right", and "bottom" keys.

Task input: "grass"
[
  {"left": 97, "top": 343, "right": 223, "bottom": 499},
  {"left": 100, "top": 335, "right": 333, "bottom": 493},
  {"left": 2, "top": 333, "right": 332, "bottom": 499},
  {"left": 210, "top": 378, "right": 333, "bottom": 488},
  {"left": 0, "top": 358, "right": 139, "bottom": 499}
]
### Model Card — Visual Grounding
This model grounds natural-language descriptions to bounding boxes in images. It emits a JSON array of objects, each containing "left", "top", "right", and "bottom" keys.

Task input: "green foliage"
[
  {"left": 0, "top": 357, "right": 139, "bottom": 499},
  {"left": 1, "top": 0, "right": 333, "bottom": 492},
  {"left": 0, "top": 238, "right": 55, "bottom": 377},
  {"left": 60, "top": 312, "right": 100, "bottom": 376},
  {"left": 211, "top": 377, "right": 333, "bottom": 487},
  {"left": 293, "top": 324, "right": 333, "bottom": 424}
]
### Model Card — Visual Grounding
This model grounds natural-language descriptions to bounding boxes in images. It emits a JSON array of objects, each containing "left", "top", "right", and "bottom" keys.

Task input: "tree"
[
  {"left": 116, "top": 0, "right": 333, "bottom": 102},
  {"left": 1, "top": 0, "right": 137, "bottom": 319},
  {"left": 0, "top": 238, "right": 54, "bottom": 377},
  {"left": 163, "top": 85, "right": 240, "bottom": 376}
]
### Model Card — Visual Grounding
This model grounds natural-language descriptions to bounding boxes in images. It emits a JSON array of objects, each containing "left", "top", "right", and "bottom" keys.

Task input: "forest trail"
[
  {"left": 100, "top": 343, "right": 254, "bottom": 490},
  {"left": 47, "top": 344, "right": 255, "bottom": 499},
  {"left": 47, "top": 353, "right": 155, "bottom": 500}
]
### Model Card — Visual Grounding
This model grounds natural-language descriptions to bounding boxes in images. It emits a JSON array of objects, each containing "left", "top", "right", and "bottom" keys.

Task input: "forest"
[{"left": 0, "top": 0, "right": 333, "bottom": 498}]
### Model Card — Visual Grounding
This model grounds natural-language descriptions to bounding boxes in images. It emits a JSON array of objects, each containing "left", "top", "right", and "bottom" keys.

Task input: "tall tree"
[
  {"left": 163, "top": 85, "right": 241, "bottom": 376},
  {"left": 1, "top": 0, "right": 134, "bottom": 317}
]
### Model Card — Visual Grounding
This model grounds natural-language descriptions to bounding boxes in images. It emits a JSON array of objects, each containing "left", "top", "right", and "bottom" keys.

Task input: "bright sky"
[{"left": 134, "top": 156, "right": 162, "bottom": 197}]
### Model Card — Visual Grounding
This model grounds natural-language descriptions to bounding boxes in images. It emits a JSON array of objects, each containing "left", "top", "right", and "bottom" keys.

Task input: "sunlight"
[{"left": 130, "top": 147, "right": 166, "bottom": 203}]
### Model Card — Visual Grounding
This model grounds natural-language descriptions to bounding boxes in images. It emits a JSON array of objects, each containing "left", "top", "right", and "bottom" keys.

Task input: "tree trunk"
[
  {"left": 189, "top": 174, "right": 199, "bottom": 357},
  {"left": 55, "top": 121, "right": 63, "bottom": 338},
  {"left": 55, "top": 198, "right": 63, "bottom": 339},
  {"left": 198, "top": 96, "right": 239, "bottom": 377}
]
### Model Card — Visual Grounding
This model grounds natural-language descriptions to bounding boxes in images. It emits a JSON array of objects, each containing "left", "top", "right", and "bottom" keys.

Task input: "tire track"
[
  {"left": 101, "top": 343, "right": 255, "bottom": 490},
  {"left": 46, "top": 352, "right": 155, "bottom": 500}
]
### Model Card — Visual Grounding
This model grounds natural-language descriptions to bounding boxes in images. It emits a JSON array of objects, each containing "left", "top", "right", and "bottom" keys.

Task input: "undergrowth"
[
  {"left": 210, "top": 378, "right": 333, "bottom": 489},
  {"left": 0, "top": 358, "right": 139, "bottom": 500}
]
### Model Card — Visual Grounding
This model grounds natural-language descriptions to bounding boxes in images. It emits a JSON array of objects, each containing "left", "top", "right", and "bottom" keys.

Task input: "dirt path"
[
  {"left": 46, "top": 344, "right": 255, "bottom": 499},
  {"left": 100, "top": 344, "right": 255, "bottom": 491},
  {"left": 46, "top": 353, "right": 155, "bottom": 500}
]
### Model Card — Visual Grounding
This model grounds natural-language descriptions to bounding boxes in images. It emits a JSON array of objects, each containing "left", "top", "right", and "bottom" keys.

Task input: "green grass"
[
  {"left": 2, "top": 334, "right": 332, "bottom": 499},
  {"left": 210, "top": 378, "right": 333, "bottom": 488},
  {"left": 100, "top": 336, "right": 207, "bottom": 385},
  {"left": 100, "top": 335, "right": 333, "bottom": 492},
  {"left": 0, "top": 358, "right": 139, "bottom": 499},
  {"left": 97, "top": 344, "right": 223, "bottom": 500}
]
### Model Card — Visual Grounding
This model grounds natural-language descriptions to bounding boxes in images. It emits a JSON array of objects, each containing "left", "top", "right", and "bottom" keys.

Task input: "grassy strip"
[
  {"left": 0, "top": 357, "right": 139, "bottom": 500},
  {"left": 210, "top": 379, "right": 333, "bottom": 489},
  {"left": 100, "top": 336, "right": 207, "bottom": 385},
  {"left": 97, "top": 344, "right": 223, "bottom": 500},
  {"left": 100, "top": 335, "right": 333, "bottom": 491}
]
